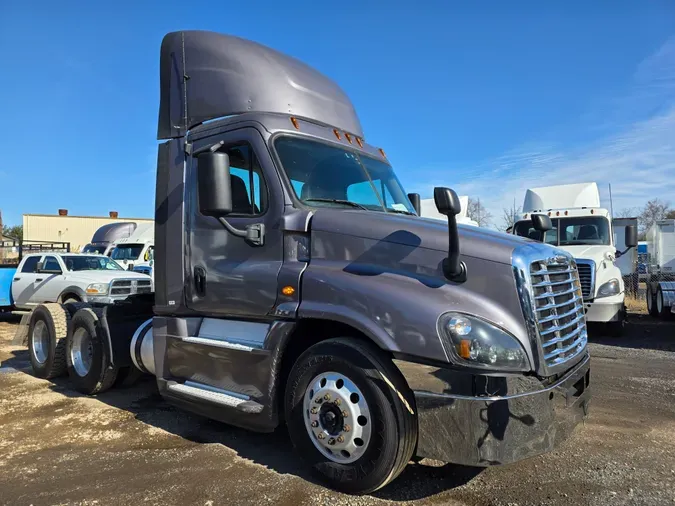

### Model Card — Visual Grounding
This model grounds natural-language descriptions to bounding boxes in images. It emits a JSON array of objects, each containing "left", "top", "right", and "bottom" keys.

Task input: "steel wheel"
[
  {"left": 303, "top": 371, "right": 372, "bottom": 464},
  {"left": 70, "top": 327, "right": 94, "bottom": 377},
  {"left": 31, "top": 320, "right": 49, "bottom": 364}
]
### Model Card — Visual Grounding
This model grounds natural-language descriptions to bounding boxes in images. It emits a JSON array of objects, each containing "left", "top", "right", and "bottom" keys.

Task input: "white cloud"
[{"left": 408, "top": 37, "right": 675, "bottom": 228}]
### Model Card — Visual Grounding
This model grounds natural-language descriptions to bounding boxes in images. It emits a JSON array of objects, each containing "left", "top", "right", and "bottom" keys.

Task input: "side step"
[{"left": 166, "top": 381, "right": 263, "bottom": 414}]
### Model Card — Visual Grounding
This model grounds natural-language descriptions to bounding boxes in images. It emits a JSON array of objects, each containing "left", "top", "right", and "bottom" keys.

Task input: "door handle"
[
  {"left": 36, "top": 278, "right": 43, "bottom": 282},
  {"left": 194, "top": 267, "right": 206, "bottom": 297},
  {"left": 13, "top": 278, "right": 20, "bottom": 282}
]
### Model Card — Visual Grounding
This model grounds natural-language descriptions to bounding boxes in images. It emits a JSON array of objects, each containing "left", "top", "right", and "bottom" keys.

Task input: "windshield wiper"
[
  {"left": 304, "top": 198, "right": 368, "bottom": 210},
  {"left": 388, "top": 208, "right": 416, "bottom": 216}
]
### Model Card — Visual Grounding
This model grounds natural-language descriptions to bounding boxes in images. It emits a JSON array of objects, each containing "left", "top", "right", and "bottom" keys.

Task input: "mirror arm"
[
  {"left": 217, "top": 217, "right": 265, "bottom": 247},
  {"left": 442, "top": 214, "right": 467, "bottom": 283},
  {"left": 616, "top": 244, "right": 635, "bottom": 258}
]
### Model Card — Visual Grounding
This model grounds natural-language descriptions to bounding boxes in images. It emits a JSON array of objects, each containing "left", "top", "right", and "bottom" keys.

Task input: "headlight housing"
[
  {"left": 439, "top": 313, "right": 530, "bottom": 371},
  {"left": 86, "top": 283, "right": 109, "bottom": 295},
  {"left": 597, "top": 278, "right": 620, "bottom": 298}
]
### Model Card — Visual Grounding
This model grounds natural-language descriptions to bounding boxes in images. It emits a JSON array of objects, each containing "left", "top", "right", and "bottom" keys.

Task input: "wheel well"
[
  {"left": 59, "top": 292, "right": 81, "bottom": 303},
  {"left": 275, "top": 319, "right": 382, "bottom": 421}
]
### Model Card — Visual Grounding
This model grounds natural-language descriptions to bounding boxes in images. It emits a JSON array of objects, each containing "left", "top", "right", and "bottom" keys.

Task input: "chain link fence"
[{"left": 623, "top": 271, "right": 675, "bottom": 314}]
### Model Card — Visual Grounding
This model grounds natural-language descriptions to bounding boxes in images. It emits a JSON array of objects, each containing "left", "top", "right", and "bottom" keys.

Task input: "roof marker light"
[
  {"left": 333, "top": 129, "right": 341, "bottom": 140},
  {"left": 379, "top": 148, "right": 387, "bottom": 158},
  {"left": 290, "top": 117, "right": 300, "bottom": 130},
  {"left": 345, "top": 133, "right": 353, "bottom": 144},
  {"left": 356, "top": 137, "right": 363, "bottom": 148}
]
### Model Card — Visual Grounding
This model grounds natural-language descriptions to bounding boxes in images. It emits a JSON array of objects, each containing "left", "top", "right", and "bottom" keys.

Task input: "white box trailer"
[{"left": 645, "top": 220, "right": 675, "bottom": 319}]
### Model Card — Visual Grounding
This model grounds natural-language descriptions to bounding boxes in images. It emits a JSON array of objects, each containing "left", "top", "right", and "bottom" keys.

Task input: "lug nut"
[
  {"left": 311, "top": 421, "right": 319, "bottom": 428},
  {"left": 324, "top": 393, "right": 331, "bottom": 401},
  {"left": 311, "top": 407, "right": 318, "bottom": 414},
  {"left": 337, "top": 436, "right": 345, "bottom": 443},
  {"left": 335, "top": 399, "right": 341, "bottom": 406},
  {"left": 318, "top": 433, "right": 325, "bottom": 440},
  {"left": 328, "top": 438, "right": 336, "bottom": 446},
  {"left": 343, "top": 424, "right": 351, "bottom": 432},
  {"left": 342, "top": 410, "right": 349, "bottom": 417},
  {"left": 315, "top": 397, "right": 323, "bottom": 404}
]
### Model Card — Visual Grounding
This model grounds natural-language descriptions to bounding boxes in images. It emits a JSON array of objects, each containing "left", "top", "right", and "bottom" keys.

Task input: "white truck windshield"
[
  {"left": 515, "top": 217, "right": 611, "bottom": 246},
  {"left": 275, "top": 137, "right": 415, "bottom": 214},
  {"left": 82, "top": 244, "right": 108, "bottom": 254},
  {"left": 62, "top": 255, "right": 123, "bottom": 271},
  {"left": 112, "top": 244, "right": 144, "bottom": 261}
]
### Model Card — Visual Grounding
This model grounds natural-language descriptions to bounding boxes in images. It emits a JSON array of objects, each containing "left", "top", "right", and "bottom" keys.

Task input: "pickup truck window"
[
  {"left": 21, "top": 256, "right": 40, "bottom": 273},
  {"left": 62, "top": 255, "right": 123, "bottom": 271},
  {"left": 275, "top": 137, "right": 414, "bottom": 214},
  {"left": 43, "top": 257, "right": 62, "bottom": 272}
]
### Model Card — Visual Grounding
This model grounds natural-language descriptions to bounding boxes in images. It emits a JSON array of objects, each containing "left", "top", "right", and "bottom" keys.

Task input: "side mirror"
[
  {"left": 434, "top": 187, "right": 462, "bottom": 216},
  {"left": 532, "top": 214, "right": 552, "bottom": 233},
  {"left": 407, "top": 193, "right": 421, "bottom": 216},
  {"left": 433, "top": 187, "right": 466, "bottom": 282},
  {"left": 197, "top": 151, "right": 232, "bottom": 217},
  {"left": 625, "top": 225, "right": 638, "bottom": 248}
]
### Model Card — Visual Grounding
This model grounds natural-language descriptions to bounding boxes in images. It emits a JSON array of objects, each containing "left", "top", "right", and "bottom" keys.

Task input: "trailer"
[
  {"left": 22, "top": 30, "right": 591, "bottom": 494},
  {"left": 645, "top": 219, "right": 675, "bottom": 319}
]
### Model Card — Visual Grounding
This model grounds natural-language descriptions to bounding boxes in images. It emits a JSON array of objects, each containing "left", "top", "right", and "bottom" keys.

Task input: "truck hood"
[
  {"left": 66, "top": 271, "right": 151, "bottom": 284},
  {"left": 558, "top": 244, "right": 615, "bottom": 263},
  {"left": 310, "top": 209, "right": 531, "bottom": 265}
]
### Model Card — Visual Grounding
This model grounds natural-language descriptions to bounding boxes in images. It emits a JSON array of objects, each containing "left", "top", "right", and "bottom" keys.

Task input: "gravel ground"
[{"left": 0, "top": 313, "right": 674, "bottom": 506}]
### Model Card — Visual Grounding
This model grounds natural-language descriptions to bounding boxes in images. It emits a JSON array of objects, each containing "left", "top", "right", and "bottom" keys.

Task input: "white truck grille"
[
  {"left": 575, "top": 260, "right": 595, "bottom": 300},
  {"left": 110, "top": 279, "right": 153, "bottom": 296},
  {"left": 530, "top": 258, "right": 588, "bottom": 368}
]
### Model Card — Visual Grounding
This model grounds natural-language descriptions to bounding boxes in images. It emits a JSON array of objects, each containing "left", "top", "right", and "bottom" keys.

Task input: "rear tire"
[
  {"left": 656, "top": 286, "right": 673, "bottom": 319},
  {"left": 27, "top": 304, "right": 69, "bottom": 379},
  {"left": 285, "top": 338, "right": 417, "bottom": 494},
  {"left": 66, "top": 308, "right": 118, "bottom": 395},
  {"left": 647, "top": 285, "right": 659, "bottom": 318}
]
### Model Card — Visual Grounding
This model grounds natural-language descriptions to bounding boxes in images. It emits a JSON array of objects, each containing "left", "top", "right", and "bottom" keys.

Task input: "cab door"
[
  {"left": 186, "top": 127, "right": 284, "bottom": 318},
  {"left": 35, "top": 255, "right": 65, "bottom": 302},
  {"left": 11, "top": 256, "right": 42, "bottom": 307}
]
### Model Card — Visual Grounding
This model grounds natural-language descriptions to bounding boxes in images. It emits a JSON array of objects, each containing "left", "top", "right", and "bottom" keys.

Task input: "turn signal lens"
[
  {"left": 282, "top": 286, "right": 295, "bottom": 296},
  {"left": 459, "top": 339, "right": 471, "bottom": 359}
]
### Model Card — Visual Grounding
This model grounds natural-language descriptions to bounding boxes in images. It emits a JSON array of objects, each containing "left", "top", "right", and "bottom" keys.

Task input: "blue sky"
[{"left": 1, "top": 1, "right": 674, "bottom": 228}]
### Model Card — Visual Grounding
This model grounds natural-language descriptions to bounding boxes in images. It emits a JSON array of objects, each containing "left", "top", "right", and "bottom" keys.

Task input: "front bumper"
[
  {"left": 85, "top": 294, "right": 132, "bottom": 305},
  {"left": 584, "top": 299, "right": 624, "bottom": 322},
  {"left": 394, "top": 354, "right": 590, "bottom": 466}
]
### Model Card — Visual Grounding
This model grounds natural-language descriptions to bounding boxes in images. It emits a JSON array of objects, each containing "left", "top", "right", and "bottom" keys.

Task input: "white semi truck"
[
  {"left": 420, "top": 195, "right": 479, "bottom": 226},
  {"left": 645, "top": 219, "right": 675, "bottom": 318},
  {"left": 109, "top": 222, "right": 154, "bottom": 271},
  {"left": 512, "top": 182, "right": 637, "bottom": 335}
]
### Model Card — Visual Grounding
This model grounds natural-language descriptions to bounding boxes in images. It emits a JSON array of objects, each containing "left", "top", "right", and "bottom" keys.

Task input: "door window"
[
  {"left": 219, "top": 144, "right": 267, "bottom": 215},
  {"left": 21, "top": 256, "right": 40, "bottom": 273},
  {"left": 42, "top": 257, "right": 62, "bottom": 272}
]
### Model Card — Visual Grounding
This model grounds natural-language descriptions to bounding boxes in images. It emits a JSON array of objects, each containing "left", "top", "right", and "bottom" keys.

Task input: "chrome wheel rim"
[
  {"left": 31, "top": 320, "right": 49, "bottom": 364},
  {"left": 303, "top": 371, "right": 372, "bottom": 464},
  {"left": 657, "top": 290, "right": 663, "bottom": 313},
  {"left": 70, "top": 327, "right": 93, "bottom": 377}
]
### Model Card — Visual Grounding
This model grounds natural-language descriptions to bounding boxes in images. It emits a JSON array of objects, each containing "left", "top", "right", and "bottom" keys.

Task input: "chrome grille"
[
  {"left": 110, "top": 279, "right": 153, "bottom": 296},
  {"left": 530, "top": 258, "right": 588, "bottom": 368},
  {"left": 575, "top": 260, "right": 594, "bottom": 299}
]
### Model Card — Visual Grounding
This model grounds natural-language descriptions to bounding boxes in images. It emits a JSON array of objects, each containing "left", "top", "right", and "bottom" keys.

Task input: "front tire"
[
  {"left": 66, "top": 308, "right": 118, "bottom": 395},
  {"left": 285, "top": 338, "right": 417, "bottom": 494}
]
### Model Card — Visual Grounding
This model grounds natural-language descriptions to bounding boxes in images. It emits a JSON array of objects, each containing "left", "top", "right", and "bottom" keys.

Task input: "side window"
[
  {"left": 222, "top": 144, "right": 268, "bottom": 215},
  {"left": 21, "top": 256, "right": 40, "bottom": 273},
  {"left": 43, "top": 256, "right": 62, "bottom": 272}
]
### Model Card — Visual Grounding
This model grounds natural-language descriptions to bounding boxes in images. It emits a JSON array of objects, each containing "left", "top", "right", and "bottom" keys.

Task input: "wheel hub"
[
  {"left": 31, "top": 320, "right": 49, "bottom": 364},
  {"left": 70, "top": 327, "right": 94, "bottom": 377},
  {"left": 303, "top": 372, "right": 372, "bottom": 464}
]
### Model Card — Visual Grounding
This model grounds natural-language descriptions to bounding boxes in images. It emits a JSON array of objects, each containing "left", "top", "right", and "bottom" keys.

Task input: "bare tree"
[
  {"left": 639, "top": 199, "right": 670, "bottom": 233},
  {"left": 666, "top": 209, "right": 675, "bottom": 220},
  {"left": 614, "top": 207, "right": 639, "bottom": 218},
  {"left": 467, "top": 198, "right": 493, "bottom": 227},
  {"left": 500, "top": 202, "right": 522, "bottom": 232}
]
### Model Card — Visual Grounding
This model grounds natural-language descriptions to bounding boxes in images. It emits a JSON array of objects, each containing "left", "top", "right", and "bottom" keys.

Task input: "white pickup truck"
[{"left": 11, "top": 253, "right": 153, "bottom": 309}]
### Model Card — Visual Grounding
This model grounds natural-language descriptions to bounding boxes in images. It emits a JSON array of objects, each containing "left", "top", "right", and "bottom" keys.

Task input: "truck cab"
[
  {"left": 82, "top": 222, "right": 138, "bottom": 256},
  {"left": 512, "top": 183, "right": 637, "bottom": 334},
  {"left": 109, "top": 223, "right": 154, "bottom": 270}
]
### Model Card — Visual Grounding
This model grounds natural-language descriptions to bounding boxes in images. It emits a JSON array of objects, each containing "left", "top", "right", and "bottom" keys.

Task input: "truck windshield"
[
  {"left": 62, "top": 256, "right": 123, "bottom": 271},
  {"left": 274, "top": 137, "right": 415, "bottom": 214},
  {"left": 514, "top": 216, "right": 611, "bottom": 246},
  {"left": 82, "top": 244, "right": 107, "bottom": 254},
  {"left": 111, "top": 244, "right": 144, "bottom": 261}
]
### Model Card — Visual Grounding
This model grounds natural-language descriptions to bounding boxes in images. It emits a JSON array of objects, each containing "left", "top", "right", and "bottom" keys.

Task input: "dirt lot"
[{"left": 1, "top": 314, "right": 674, "bottom": 506}]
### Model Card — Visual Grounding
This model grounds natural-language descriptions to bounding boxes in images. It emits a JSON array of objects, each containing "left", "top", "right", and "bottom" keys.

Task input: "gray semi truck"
[{"left": 25, "top": 30, "right": 590, "bottom": 494}]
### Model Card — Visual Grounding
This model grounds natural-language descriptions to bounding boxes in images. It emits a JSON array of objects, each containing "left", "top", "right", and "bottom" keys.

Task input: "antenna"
[{"left": 608, "top": 183, "right": 614, "bottom": 217}]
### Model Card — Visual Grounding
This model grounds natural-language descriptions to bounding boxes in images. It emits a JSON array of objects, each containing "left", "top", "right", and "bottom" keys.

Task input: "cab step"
[{"left": 166, "top": 380, "right": 263, "bottom": 414}]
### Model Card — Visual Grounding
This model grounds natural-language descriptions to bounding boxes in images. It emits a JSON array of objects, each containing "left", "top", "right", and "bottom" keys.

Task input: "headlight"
[
  {"left": 439, "top": 313, "right": 530, "bottom": 371},
  {"left": 597, "top": 278, "right": 620, "bottom": 298},
  {"left": 86, "top": 283, "right": 109, "bottom": 295}
]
